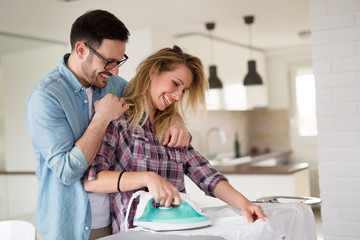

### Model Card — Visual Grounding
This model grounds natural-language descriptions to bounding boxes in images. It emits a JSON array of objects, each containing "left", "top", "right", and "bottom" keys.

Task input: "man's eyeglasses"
[{"left": 84, "top": 43, "right": 128, "bottom": 71}]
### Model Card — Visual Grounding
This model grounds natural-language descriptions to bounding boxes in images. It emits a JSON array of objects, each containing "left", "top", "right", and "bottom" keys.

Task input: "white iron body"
[{"left": 126, "top": 190, "right": 211, "bottom": 231}]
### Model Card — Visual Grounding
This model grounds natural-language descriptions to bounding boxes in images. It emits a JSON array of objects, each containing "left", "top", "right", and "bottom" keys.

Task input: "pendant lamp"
[
  {"left": 243, "top": 16, "right": 263, "bottom": 86},
  {"left": 206, "top": 22, "right": 223, "bottom": 89}
]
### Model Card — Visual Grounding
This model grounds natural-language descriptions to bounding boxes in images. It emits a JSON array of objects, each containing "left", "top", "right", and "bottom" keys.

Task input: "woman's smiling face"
[{"left": 147, "top": 64, "right": 193, "bottom": 113}]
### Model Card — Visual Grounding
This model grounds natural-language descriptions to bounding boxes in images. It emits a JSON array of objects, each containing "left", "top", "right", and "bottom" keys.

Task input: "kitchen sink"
[
  {"left": 207, "top": 149, "right": 292, "bottom": 168},
  {"left": 208, "top": 156, "right": 252, "bottom": 167}
]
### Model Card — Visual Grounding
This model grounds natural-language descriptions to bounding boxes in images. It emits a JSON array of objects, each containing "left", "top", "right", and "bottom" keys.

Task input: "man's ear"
[{"left": 75, "top": 42, "right": 88, "bottom": 60}]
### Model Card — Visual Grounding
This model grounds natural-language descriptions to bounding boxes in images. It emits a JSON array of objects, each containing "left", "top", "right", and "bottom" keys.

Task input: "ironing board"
[
  {"left": 122, "top": 202, "right": 318, "bottom": 240},
  {"left": 99, "top": 231, "right": 225, "bottom": 240}
]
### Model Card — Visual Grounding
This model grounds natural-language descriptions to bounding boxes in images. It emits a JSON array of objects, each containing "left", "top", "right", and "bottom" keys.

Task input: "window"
[{"left": 295, "top": 74, "right": 317, "bottom": 136}]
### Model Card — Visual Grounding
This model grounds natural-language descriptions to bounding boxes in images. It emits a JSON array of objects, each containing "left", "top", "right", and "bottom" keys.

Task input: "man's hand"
[
  {"left": 76, "top": 94, "right": 129, "bottom": 165},
  {"left": 94, "top": 93, "right": 129, "bottom": 124},
  {"left": 163, "top": 113, "right": 190, "bottom": 148}
]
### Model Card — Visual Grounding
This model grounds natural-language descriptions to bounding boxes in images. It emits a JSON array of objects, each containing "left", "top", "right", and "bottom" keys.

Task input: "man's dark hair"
[{"left": 70, "top": 9, "right": 130, "bottom": 50}]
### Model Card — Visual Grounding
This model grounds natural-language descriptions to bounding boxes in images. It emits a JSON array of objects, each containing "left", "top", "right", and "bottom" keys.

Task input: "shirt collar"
[{"left": 59, "top": 53, "right": 85, "bottom": 93}]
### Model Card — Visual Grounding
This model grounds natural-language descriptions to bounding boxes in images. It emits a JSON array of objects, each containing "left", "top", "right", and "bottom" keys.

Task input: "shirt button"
[
  {"left": 74, "top": 90, "right": 78, "bottom": 93},
  {"left": 84, "top": 100, "right": 88, "bottom": 104},
  {"left": 85, "top": 226, "right": 89, "bottom": 230}
]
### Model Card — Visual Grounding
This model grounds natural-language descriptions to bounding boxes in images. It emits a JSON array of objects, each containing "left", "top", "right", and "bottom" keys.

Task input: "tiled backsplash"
[
  {"left": 187, "top": 109, "right": 290, "bottom": 157},
  {"left": 248, "top": 109, "right": 290, "bottom": 153},
  {"left": 187, "top": 110, "right": 249, "bottom": 157}
]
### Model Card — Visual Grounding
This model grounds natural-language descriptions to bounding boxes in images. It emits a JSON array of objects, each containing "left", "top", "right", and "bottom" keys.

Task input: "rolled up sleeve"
[
  {"left": 85, "top": 119, "right": 124, "bottom": 181},
  {"left": 26, "top": 87, "right": 88, "bottom": 186},
  {"left": 184, "top": 145, "right": 228, "bottom": 197}
]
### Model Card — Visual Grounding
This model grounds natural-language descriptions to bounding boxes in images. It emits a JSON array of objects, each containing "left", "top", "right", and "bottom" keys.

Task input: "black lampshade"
[
  {"left": 208, "top": 65, "right": 223, "bottom": 89},
  {"left": 244, "top": 60, "right": 263, "bottom": 85}
]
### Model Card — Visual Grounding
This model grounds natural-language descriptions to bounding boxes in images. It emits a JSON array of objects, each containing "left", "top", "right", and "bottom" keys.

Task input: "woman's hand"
[
  {"left": 84, "top": 171, "right": 180, "bottom": 205},
  {"left": 146, "top": 172, "right": 181, "bottom": 208},
  {"left": 163, "top": 113, "right": 190, "bottom": 148},
  {"left": 240, "top": 201, "right": 267, "bottom": 223},
  {"left": 213, "top": 180, "right": 267, "bottom": 223}
]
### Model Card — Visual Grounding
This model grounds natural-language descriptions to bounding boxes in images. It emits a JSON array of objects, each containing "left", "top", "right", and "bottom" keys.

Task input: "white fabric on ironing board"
[{"left": 131, "top": 203, "right": 317, "bottom": 240}]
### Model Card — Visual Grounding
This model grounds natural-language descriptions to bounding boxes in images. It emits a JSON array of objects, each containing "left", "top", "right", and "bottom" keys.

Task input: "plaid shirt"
[{"left": 86, "top": 115, "right": 227, "bottom": 233}]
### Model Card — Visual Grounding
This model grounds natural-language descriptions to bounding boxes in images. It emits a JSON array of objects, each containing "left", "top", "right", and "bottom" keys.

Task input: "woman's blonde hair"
[{"left": 123, "top": 45, "right": 208, "bottom": 141}]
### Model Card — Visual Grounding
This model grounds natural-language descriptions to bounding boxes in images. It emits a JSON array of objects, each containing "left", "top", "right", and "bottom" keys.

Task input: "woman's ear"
[
  {"left": 149, "top": 70, "right": 155, "bottom": 81},
  {"left": 149, "top": 67, "right": 159, "bottom": 81}
]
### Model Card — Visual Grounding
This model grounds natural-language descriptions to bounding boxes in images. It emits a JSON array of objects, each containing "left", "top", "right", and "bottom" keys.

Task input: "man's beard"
[{"left": 81, "top": 57, "right": 99, "bottom": 88}]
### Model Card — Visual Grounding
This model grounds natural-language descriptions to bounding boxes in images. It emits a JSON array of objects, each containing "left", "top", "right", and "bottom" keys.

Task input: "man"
[{"left": 26, "top": 9, "right": 189, "bottom": 240}]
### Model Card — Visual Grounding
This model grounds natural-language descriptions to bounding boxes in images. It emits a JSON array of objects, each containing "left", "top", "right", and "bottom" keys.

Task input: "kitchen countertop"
[
  {"left": 217, "top": 162, "right": 309, "bottom": 175},
  {"left": 208, "top": 149, "right": 309, "bottom": 175},
  {"left": 244, "top": 149, "right": 292, "bottom": 164},
  {"left": 209, "top": 149, "right": 292, "bottom": 167}
]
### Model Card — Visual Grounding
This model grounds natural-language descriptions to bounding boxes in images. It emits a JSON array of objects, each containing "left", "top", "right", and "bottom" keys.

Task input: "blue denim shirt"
[{"left": 25, "top": 54, "right": 127, "bottom": 240}]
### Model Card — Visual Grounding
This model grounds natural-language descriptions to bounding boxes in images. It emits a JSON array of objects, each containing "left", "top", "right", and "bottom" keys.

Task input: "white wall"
[
  {"left": 309, "top": 0, "right": 360, "bottom": 239},
  {"left": 0, "top": 60, "right": 4, "bottom": 170},
  {"left": 0, "top": 44, "right": 66, "bottom": 221},
  {"left": 152, "top": 29, "right": 176, "bottom": 51},
  {"left": 266, "top": 45, "right": 313, "bottom": 110},
  {"left": 2, "top": 45, "right": 67, "bottom": 171},
  {"left": 121, "top": 29, "right": 154, "bottom": 81},
  {"left": 124, "top": 28, "right": 177, "bottom": 80}
]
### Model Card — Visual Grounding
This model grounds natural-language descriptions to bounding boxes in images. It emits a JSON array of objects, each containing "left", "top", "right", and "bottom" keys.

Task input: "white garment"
[
  {"left": 132, "top": 203, "right": 317, "bottom": 240},
  {"left": 85, "top": 86, "right": 111, "bottom": 229},
  {"left": 85, "top": 86, "right": 95, "bottom": 118}
]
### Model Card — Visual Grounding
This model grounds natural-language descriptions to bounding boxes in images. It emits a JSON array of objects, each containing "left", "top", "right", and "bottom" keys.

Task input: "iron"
[{"left": 125, "top": 190, "right": 211, "bottom": 231}]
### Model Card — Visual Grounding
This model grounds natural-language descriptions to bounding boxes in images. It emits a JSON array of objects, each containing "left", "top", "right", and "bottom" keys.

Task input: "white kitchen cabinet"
[
  {"left": 184, "top": 163, "right": 310, "bottom": 208},
  {"left": 0, "top": 174, "right": 37, "bottom": 222},
  {"left": 175, "top": 34, "right": 268, "bottom": 111}
]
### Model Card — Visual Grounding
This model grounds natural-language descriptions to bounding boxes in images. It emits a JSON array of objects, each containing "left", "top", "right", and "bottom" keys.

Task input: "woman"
[{"left": 84, "top": 45, "right": 266, "bottom": 233}]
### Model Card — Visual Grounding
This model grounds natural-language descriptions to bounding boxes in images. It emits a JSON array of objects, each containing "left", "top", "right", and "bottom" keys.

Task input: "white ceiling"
[{"left": 0, "top": 0, "right": 312, "bottom": 53}]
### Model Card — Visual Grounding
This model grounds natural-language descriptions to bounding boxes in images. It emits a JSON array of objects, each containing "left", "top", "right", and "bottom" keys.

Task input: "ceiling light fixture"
[
  {"left": 243, "top": 16, "right": 263, "bottom": 86},
  {"left": 206, "top": 22, "right": 223, "bottom": 89}
]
